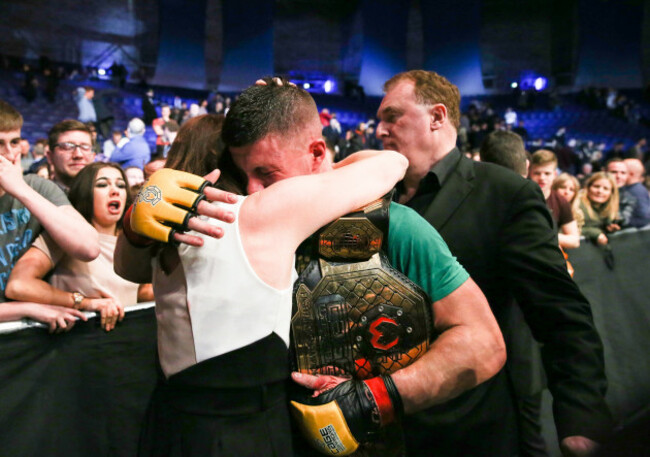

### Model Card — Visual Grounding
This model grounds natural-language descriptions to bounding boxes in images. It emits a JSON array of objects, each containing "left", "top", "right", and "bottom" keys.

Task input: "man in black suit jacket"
[{"left": 375, "top": 70, "right": 613, "bottom": 457}]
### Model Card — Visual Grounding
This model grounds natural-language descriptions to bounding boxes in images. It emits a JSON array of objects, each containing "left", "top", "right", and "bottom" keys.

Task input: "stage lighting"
[
  {"left": 533, "top": 77, "right": 547, "bottom": 91},
  {"left": 303, "top": 83, "right": 311, "bottom": 89},
  {"left": 324, "top": 80, "right": 333, "bottom": 93},
  {"left": 510, "top": 82, "right": 518, "bottom": 89},
  {"left": 98, "top": 68, "right": 106, "bottom": 76}
]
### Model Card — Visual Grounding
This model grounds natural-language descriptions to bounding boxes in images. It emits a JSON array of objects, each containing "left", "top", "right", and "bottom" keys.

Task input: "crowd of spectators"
[
  {"left": 2, "top": 56, "right": 650, "bottom": 340},
  {"left": 2, "top": 55, "right": 650, "bottom": 457}
]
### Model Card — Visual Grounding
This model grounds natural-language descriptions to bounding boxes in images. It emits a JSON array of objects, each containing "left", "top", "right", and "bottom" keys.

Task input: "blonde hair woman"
[{"left": 575, "top": 172, "right": 620, "bottom": 245}]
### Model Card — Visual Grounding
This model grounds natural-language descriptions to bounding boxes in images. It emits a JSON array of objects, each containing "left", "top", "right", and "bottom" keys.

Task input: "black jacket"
[{"left": 401, "top": 150, "right": 613, "bottom": 456}]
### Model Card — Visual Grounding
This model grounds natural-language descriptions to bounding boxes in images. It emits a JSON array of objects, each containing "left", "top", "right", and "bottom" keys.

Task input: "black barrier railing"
[{"left": 0, "top": 228, "right": 649, "bottom": 456}]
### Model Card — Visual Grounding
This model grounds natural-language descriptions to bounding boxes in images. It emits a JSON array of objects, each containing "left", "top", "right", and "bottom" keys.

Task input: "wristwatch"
[{"left": 72, "top": 292, "right": 85, "bottom": 309}]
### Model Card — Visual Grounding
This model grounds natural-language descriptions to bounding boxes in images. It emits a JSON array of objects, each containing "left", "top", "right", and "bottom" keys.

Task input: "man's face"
[
  {"left": 0, "top": 129, "right": 22, "bottom": 162},
  {"left": 376, "top": 80, "right": 433, "bottom": 165},
  {"left": 606, "top": 161, "right": 628, "bottom": 188},
  {"left": 529, "top": 163, "right": 556, "bottom": 195},
  {"left": 48, "top": 130, "right": 95, "bottom": 182},
  {"left": 230, "top": 134, "right": 314, "bottom": 194},
  {"left": 161, "top": 106, "right": 171, "bottom": 119}
]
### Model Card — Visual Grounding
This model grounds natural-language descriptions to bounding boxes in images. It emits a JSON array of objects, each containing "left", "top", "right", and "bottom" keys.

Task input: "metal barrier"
[{"left": 0, "top": 301, "right": 155, "bottom": 335}]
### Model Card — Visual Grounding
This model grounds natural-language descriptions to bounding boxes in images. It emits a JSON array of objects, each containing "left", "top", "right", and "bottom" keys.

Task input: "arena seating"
[{"left": 3, "top": 66, "right": 649, "bottom": 152}]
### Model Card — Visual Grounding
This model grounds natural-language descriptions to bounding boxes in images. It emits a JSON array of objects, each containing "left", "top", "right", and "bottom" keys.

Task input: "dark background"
[{"left": 1, "top": 0, "right": 649, "bottom": 95}]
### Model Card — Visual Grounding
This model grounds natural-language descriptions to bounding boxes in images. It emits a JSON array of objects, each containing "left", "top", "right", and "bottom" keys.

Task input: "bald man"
[{"left": 623, "top": 159, "right": 650, "bottom": 227}]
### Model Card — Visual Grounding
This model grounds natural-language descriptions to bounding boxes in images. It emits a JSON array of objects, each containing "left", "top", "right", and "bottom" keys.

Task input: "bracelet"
[{"left": 72, "top": 292, "right": 85, "bottom": 309}]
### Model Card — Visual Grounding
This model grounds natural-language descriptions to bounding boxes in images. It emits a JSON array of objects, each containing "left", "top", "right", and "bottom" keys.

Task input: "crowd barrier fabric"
[
  {"left": 0, "top": 303, "right": 158, "bottom": 457},
  {"left": 568, "top": 228, "right": 650, "bottom": 424},
  {"left": 540, "top": 228, "right": 650, "bottom": 456}
]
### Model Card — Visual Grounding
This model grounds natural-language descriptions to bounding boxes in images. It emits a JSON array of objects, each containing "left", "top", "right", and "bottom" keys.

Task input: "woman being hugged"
[
  {"left": 6, "top": 162, "right": 147, "bottom": 331},
  {"left": 575, "top": 171, "right": 621, "bottom": 246}
]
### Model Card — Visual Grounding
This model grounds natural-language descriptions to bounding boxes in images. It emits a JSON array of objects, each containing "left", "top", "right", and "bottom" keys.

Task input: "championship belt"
[{"left": 292, "top": 193, "right": 435, "bottom": 380}]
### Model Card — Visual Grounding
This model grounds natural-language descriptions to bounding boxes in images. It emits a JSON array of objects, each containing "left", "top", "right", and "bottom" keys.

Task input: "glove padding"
[
  {"left": 290, "top": 375, "right": 403, "bottom": 456},
  {"left": 128, "top": 168, "right": 209, "bottom": 243}
]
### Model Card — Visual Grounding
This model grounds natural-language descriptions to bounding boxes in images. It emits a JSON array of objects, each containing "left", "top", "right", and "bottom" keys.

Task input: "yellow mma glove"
[
  {"left": 290, "top": 375, "right": 403, "bottom": 456},
  {"left": 126, "top": 168, "right": 209, "bottom": 244}
]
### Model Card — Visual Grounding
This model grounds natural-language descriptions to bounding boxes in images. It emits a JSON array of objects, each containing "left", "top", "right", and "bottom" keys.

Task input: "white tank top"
[{"left": 156, "top": 196, "right": 296, "bottom": 377}]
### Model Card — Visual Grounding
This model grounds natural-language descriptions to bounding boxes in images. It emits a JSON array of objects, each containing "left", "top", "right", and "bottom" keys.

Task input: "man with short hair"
[
  {"left": 375, "top": 70, "right": 612, "bottom": 456},
  {"left": 25, "top": 138, "right": 48, "bottom": 175},
  {"left": 0, "top": 100, "right": 99, "bottom": 302},
  {"left": 529, "top": 149, "right": 580, "bottom": 250},
  {"left": 46, "top": 119, "right": 96, "bottom": 192},
  {"left": 111, "top": 118, "right": 151, "bottom": 170},
  {"left": 222, "top": 78, "right": 506, "bottom": 454},
  {"left": 606, "top": 158, "right": 635, "bottom": 227},
  {"left": 622, "top": 158, "right": 650, "bottom": 227},
  {"left": 480, "top": 130, "right": 528, "bottom": 177},
  {"left": 102, "top": 129, "right": 128, "bottom": 160},
  {"left": 479, "top": 130, "right": 551, "bottom": 457}
]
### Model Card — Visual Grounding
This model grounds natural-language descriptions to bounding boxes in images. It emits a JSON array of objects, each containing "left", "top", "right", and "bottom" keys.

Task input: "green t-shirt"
[{"left": 387, "top": 202, "right": 469, "bottom": 302}]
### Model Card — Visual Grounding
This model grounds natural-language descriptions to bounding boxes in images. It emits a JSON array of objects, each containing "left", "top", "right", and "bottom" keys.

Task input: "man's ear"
[
  {"left": 309, "top": 138, "right": 327, "bottom": 171},
  {"left": 430, "top": 104, "right": 448, "bottom": 130},
  {"left": 45, "top": 148, "right": 53, "bottom": 165}
]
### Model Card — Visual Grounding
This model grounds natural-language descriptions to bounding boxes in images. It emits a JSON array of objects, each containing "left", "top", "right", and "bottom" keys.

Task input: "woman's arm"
[
  {"left": 114, "top": 233, "right": 156, "bottom": 283},
  {"left": 581, "top": 225, "right": 605, "bottom": 244},
  {"left": 5, "top": 247, "right": 71, "bottom": 306},
  {"left": 558, "top": 220, "right": 580, "bottom": 249},
  {"left": 6, "top": 248, "right": 124, "bottom": 331},
  {"left": 0, "top": 302, "right": 86, "bottom": 333},
  {"left": 137, "top": 284, "right": 154, "bottom": 302},
  {"left": 331, "top": 149, "right": 391, "bottom": 169},
  {"left": 243, "top": 149, "right": 408, "bottom": 251}
]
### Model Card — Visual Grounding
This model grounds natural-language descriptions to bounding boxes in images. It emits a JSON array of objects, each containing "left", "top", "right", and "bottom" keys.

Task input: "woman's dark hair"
[
  {"left": 165, "top": 114, "right": 246, "bottom": 194},
  {"left": 68, "top": 162, "right": 132, "bottom": 230}
]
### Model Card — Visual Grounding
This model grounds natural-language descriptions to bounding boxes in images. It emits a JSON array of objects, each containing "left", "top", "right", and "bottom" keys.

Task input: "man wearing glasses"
[
  {"left": 0, "top": 101, "right": 99, "bottom": 303},
  {"left": 46, "top": 119, "right": 96, "bottom": 192}
]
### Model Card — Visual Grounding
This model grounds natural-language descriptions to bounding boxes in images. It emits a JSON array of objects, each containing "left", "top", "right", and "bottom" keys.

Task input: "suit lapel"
[{"left": 423, "top": 153, "right": 475, "bottom": 230}]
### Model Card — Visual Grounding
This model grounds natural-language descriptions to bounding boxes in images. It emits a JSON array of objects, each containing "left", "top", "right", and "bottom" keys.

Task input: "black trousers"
[{"left": 139, "top": 379, "right": 294, "bottom": 457}]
